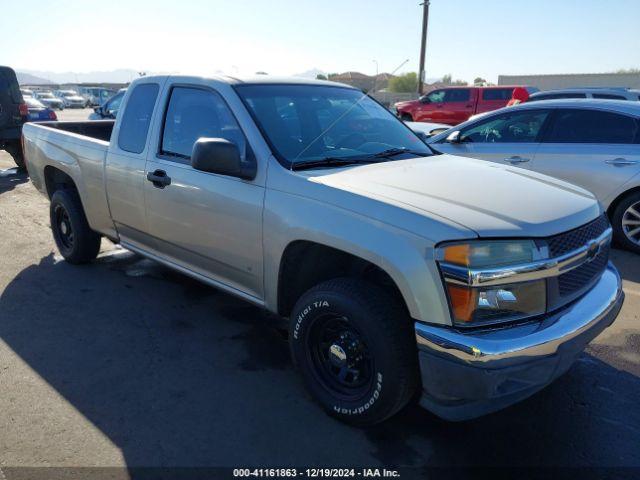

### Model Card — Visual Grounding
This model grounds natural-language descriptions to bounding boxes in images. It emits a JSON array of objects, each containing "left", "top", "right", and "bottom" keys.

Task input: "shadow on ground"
[
  {"left": 0, "top": 249, "right": 639, "bottom": 470},
  {"left": 0, "top": 166, "right": 28, "bottom": 195}
]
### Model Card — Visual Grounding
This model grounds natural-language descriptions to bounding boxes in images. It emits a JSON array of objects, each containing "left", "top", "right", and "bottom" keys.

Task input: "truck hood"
[{"left": 307, "top": 155, "right": 601, "bottom": 238}]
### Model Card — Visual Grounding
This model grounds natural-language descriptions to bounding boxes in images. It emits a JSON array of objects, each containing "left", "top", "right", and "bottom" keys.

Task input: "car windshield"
[{"left": 235, "top": 84, "right": 431, "bottom": 167}]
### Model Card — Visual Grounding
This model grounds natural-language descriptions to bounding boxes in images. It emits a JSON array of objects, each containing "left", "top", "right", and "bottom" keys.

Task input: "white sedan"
[{"left": 428, "top": 99, "right": 640, "bottom": 253}]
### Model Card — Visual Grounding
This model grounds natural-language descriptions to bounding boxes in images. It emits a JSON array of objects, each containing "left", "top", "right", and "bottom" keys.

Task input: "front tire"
[
  {"left": 50, "top": 190, "right": 101, "bottom": 264},
  {"left": 400, "top": 113, "right": 413, "bottom": 122},
  {"left": 612, "top": 191, "right": 640, "bottom": 254},
  {"left": 289, "top": 278, "right": 418, "bottom": 426}
]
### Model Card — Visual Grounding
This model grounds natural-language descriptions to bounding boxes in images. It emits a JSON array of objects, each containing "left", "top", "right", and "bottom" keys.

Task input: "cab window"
[
  {"left": 117, "top": 83, "right": 159, "bottom": 154},
  {"left": 161, "top": 87, "right": 247, "bottom": 160}
]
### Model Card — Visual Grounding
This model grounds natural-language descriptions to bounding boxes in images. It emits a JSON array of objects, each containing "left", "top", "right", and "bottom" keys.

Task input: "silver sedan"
[{"left": 428, "top": 99, "right": 640, "bottom": 253}]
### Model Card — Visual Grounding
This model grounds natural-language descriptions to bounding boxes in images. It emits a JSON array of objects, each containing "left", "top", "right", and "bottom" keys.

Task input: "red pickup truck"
[{"left": 395, "top": 86, "right": 538, "bottom": 125}]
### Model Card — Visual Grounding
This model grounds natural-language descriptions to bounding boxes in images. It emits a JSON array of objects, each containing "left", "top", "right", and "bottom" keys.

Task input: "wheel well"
[
  {"left": 44, "top": 166, "right": 77, "bottom": 199},
  {"left": 277, "top": 241, "right": 407, "bottom": 318},
  {"left": 606, "top": 186, "right": 640, "bottom": 220}
]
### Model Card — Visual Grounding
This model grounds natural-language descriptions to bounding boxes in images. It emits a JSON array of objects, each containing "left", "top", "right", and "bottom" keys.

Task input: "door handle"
[
  {"left": 605, "top": 158, "right": 638, "bottom": 167},
  {"left": 146, "top": 169, "right": 171, "bottom": 188},
  {"left": 505, "top": 156, "right": 530, "bottom": 164}
]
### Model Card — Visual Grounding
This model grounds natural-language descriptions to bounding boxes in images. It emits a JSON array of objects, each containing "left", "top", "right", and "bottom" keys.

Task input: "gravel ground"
[{"left": 0, "top": 111, "right": 638, "bottom": 475}]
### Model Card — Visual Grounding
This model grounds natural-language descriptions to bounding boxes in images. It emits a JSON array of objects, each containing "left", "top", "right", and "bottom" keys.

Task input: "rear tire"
[
  {"left": 5, "top": 142, "right": 25, "bottom": 169},
  {"left": 289, "top": 278, "right": 418, "bottom": 426},
  {"left": 50, "top": 189, "right": 101, "bottom": 264},
  {"left": 612, "top": 191, "right": 640, "bottom": 254}
]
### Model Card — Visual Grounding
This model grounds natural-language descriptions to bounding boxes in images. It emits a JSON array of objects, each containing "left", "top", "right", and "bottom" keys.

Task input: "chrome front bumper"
[{"left": 415, "top": 263, "right": 624, "bottom": 421}]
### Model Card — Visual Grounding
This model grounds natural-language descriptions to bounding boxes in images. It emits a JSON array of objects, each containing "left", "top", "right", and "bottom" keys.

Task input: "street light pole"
[{"left": 417, "top": 0, "right": 430, "bottom": 94}]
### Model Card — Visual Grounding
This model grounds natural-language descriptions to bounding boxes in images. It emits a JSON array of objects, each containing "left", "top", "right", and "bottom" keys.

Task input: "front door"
[
  {"left": 433, "top": 108, "right": 551, "bottom": 168},
  {"left": 143, "top": 86, "right": 265, "bottom": 300}
]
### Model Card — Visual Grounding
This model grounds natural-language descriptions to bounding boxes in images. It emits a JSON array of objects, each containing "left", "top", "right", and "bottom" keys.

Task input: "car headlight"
[{"left": 437, "top": 240, "right": 547, "bottom": 327}]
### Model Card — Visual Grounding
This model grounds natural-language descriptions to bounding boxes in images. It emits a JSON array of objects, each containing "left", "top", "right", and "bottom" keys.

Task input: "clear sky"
[{"left": 2, "top": 0, "right": 639, "bottom": 82}]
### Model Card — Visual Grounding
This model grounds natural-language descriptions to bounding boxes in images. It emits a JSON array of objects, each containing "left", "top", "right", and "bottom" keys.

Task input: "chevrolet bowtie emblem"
[{"left": 586, "top": 240, "right": 600, "bottom": 262}]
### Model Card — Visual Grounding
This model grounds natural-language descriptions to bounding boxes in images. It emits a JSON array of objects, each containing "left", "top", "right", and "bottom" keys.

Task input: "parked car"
[
  {"left": 20, "top": 88, "right": 34, "bottom": 98},
  {"left": 404, "top": 121, "right": 450, "bottom": 141},
  {"left": 529, "top": 88, "right": 640, "bottom": 102},
  {"left": 89, "top": 89, "right": 125, "bottom": 119},
  {"left": 35, "top": 91, "right": 65, "bottom": 110},
  {"left": 55, "top": 90, "right": 86, "bottom": 108},
  {"left": 395, "top": 86, "right": 538, "bottom": 125},
  {"left": 25, "top": 97, "right": 57, "bottom": 122},
  {"left": 428, "top": 100, "right": 640, "bottom": 253},
  {"left": 0, "top": 65, "right": 28, "bottom": 168},
  {"left": 79, "top": 87, "right": 117, "bottom": 107},
  {"left": 23, "top": 75, "right": 623, "bottom": 425}
]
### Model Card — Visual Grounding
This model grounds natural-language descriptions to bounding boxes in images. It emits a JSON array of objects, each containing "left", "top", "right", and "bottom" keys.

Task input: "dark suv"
[{"left": 0, "top": 66, "right": 28, "bottom": 168}]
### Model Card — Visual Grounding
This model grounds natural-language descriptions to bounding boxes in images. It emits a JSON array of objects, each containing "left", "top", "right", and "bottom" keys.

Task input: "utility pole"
[{"left": 417, "top": 0, "right": 430, "bottom": 94}]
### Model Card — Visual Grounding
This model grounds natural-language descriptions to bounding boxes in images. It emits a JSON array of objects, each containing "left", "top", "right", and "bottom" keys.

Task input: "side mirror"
[
  {"left": 191, "top": 138, "right": 256, "bottom": 180},
  {"left": 94, "top": 106, "right": 102, "bottom": 114},
  {"left": 419, "top": 96, "right": 430, "bottom": 104},
  {"left": 106, "top": 110, "right": 116, "bottom": 118},
  {"left": 446, "top": 131, "right": 462, "bottom": 143}
]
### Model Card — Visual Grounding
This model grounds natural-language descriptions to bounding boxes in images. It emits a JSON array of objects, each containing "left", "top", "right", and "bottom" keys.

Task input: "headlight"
[{"left": 437, "top": 240, "right": 547, "bottom": 327}]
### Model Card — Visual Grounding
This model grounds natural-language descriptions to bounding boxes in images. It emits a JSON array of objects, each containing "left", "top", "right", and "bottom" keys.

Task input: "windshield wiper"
[
  {"left": 372, "top": 147, "right": 429, "bottom": 158},
  {"left": 291, "top": 157, "right": 384, "bottom": 171}
]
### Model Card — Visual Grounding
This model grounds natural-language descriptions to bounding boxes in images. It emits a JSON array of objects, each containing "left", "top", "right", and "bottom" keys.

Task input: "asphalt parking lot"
[{"left": 0, "top": 109, "right": 639, "bottom": 473}]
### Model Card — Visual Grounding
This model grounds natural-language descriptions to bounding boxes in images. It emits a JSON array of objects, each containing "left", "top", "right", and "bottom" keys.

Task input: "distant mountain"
[
  {"left": 293, "top": 68, "right": 327, "bottom": 79},
  {"left": 17, "top": 69, "right": 144, "bottom": 84},
  {"left": 16, "top": 72, "right": 53, "bottom": 85}
]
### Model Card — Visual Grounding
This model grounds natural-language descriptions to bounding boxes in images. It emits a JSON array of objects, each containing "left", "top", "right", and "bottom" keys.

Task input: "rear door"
[
  {"left": 476, "top": 87, "right": 513, "bottom": 115},
  {"left": 433, "top": 108, "right": 552, "bottom": 168},
  {"left": 105, "top": 80, "right": 163, "bottom": 250},
  {"left": 533, "top": 108, "right": 640, "bottom": 201},
  {"left": 143, "top": 84, "right": 265, "bottom": 299}
]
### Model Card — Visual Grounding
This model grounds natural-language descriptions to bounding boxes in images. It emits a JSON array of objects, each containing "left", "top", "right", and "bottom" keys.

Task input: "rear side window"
[
  {"left": 592, "top": 93, "right": 627, "bottom": 100},
  {"left": 529, "top": 93, "right": 587, "bottom": 102},
  {"left": 118, "top": 84, "right": 159, "bottom": 154},
  {"left": 444, "top": 89, "right": 470, "bottom": 103},
  {"left": 545, "top": 109, "right": 639, "bottom": 144},
  {"left": 161, "top": 87, "right": 247, "bottom": 160},
  {"left": 482, "top": 88, "right": 513, "bottom": 101}
]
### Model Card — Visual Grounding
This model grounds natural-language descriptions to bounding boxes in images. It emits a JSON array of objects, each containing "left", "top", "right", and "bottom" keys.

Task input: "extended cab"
[
  {"left": 395, "top": 86, "right": 537, "bottom": 125},
  {"left": 22, "top": 76, "right": 623, "bottom": 425}
]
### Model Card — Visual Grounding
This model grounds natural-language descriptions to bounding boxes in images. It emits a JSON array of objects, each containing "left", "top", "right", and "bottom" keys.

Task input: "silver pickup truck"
[{"left": 22, "top": 75, "right": 624, "bottom": 425}]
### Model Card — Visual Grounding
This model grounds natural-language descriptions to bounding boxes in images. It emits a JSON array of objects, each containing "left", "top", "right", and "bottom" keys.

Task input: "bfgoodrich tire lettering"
[{"left": 289, "top": 278, "right": 418, "bottom": 426}]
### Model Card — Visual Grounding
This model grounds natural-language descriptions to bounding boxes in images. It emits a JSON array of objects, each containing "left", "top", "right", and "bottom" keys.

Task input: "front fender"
[{"left": 262, "top": 189, "right": 453, "bottom": 326}]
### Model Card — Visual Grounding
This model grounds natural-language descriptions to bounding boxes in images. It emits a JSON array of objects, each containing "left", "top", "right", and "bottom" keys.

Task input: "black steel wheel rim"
[
  {"left": 307, "top": 314, "right": 374, "bottom": 400},
  {"left": 54, "top": 204, "right": 74, "bottom": 250}
]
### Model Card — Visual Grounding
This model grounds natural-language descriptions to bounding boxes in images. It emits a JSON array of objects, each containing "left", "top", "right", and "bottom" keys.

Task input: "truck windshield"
[{"left": 235, "top": 84, "right": 431, "bottom": 168}]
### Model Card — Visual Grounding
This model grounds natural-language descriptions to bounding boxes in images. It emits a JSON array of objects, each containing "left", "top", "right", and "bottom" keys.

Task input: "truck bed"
[
  {"left": 35, "top": 120, "right": 115, "bottom": 142},
  {"left": 22, "top": 120, "right": 117, "bottom": 239}
]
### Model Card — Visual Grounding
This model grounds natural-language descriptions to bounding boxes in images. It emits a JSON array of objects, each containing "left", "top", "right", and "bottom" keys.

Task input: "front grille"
[
  {"left": 547, "top": 215, "right": 610, "bottom": 257},
  {"left": 558, "top": 244, "right": 610, "bottom": 296},
  {"left": 545, "top": 215, "right": 611, "bottom": 311}
]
